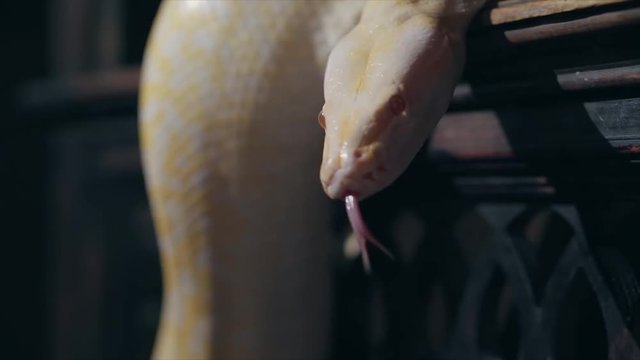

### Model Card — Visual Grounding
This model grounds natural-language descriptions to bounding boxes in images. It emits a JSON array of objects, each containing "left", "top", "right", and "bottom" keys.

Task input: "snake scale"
[{"left": 140, "top": 0, "right": 486, "bottom": 358}]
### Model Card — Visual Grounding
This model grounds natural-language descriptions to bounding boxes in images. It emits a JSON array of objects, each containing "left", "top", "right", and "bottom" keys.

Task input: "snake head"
[{"left": 319, "top": 10, "right": 467, "bottom": 200}]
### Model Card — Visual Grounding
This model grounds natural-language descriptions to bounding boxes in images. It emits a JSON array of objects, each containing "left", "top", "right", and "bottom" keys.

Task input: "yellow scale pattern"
[
  {"left": 140, "top": 0, "right": 483, "bottom": 359},
  {"left": 140, "top": 1, "right": 363, "bottom": 359}
]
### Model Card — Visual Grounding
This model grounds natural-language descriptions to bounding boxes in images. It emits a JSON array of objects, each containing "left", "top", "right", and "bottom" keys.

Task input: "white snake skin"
[{"left": 139, "top": 1, "right": 484, "bottom": 359}]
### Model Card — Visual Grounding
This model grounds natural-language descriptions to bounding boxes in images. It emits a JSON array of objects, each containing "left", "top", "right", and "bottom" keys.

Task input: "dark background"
[
  {"left": 3, "top": 2, "right": 50, "bottom": 358},
  {"left": 3, "top": 1, "right": 640, "bottom": 359},
  {"left": 2, "top": 1, "right": 160, "bottom": 358}
]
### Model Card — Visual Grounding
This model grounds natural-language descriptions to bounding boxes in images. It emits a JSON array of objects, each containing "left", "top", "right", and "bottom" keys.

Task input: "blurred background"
[
  {"left": 3, "top": 0, "right": 160, "bottom": 358},
  {"left": 4, "top": 1, "right": 640, "bottom": 359}
]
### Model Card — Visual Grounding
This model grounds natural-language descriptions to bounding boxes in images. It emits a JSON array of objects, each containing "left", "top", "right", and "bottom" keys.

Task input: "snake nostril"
[
  {"left": 353, "top": 149, "right": 362, "bottom": 159},
  {"left": 363, "top": 172, "right": 375, "bottom": 181},
  {"left": 318, "top": 111, "right": 326, "bottom": 130},
  {"left": 389, "top": 93, "right": 406, "bottom": 116}
]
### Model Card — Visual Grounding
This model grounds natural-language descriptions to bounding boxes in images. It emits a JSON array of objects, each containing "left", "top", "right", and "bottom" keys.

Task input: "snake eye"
[
  {"left": 389, "top": 94, "right": 406, "bottom": 116},
  {"left": 318, "top": 111, "right": 326, "bottom": 130}
]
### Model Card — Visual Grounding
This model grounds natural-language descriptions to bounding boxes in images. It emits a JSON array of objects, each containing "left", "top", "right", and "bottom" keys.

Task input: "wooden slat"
[
  {"left": 500, "top": 6, "right": 640, "bottom": 43},
  {"left": 453, "top": 176, "right": 557, "bottom": 198},
  {"left": 430, "top": 111, "right": 514, "bottom": 160},
  {"left": 50, "top": 0, "right": 92, "bottom": 76},
  {"left": 19, "top": 67, "right": 139, "bottom": 112},
  {"left": 487, "top": 0, "right": 631, "bottom": 25},
  {"left": 429, "top": 97, "right": 640, "bottom": 161},
  {"left": 555, "top": 63, "right": 640, "bottom": 90},
  {"left": 452, "top": 63, "right": 640, "bottom": 106}
]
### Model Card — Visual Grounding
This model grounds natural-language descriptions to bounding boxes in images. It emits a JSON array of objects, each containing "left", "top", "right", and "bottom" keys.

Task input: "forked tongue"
[{"left": 344, "top": 195, "right": 394, "bottom": 273}]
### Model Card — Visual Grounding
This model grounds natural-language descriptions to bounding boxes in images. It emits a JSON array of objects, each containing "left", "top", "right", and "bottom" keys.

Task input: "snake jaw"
[
  {"left": 345, "top": 195, "right": 394, "bottom": 273},
  {"left": 322, "top": 162, "right": 377, "bottom": 200},
  {"left": 321, "top": 139, "right": 394, "bottom": 200}
]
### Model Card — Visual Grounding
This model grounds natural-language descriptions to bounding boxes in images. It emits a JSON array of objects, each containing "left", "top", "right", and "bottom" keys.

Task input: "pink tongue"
[{"left": 344, "top": 195, "right": 394, "bottom": 272}]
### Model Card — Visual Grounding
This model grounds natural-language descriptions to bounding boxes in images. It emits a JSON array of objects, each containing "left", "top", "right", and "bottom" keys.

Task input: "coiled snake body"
[{"left": 140, "top": 1, "right": 485, "bottom": 358}]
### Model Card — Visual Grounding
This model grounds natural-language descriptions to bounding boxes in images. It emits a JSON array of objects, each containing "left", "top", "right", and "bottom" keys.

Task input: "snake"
[{"left": 140, "top": 0, "right": 486, "bottom": 358}]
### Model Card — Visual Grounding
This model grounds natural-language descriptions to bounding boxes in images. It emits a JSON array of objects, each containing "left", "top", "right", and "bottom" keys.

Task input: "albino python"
[{"left": 140, "top": 0, "right": 486, "bottom": 358}]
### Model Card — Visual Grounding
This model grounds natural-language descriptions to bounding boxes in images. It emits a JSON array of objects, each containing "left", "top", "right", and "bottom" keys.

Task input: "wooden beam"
[
  {"left": 452, "top": 63, "right": 640, "bottom": 106},
  {"left": 486, "top": 0, "right": 631, "bottom": 25},
  {"left": 430, "top": 98, "right": 640, "bottom": 161},
  {"left": 501, "top": 7, "right": 640, "bottom": 43}
]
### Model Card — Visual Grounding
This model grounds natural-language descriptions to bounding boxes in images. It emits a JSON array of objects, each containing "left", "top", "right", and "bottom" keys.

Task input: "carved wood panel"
[
  {"left": 331, "top": 1, "right": 640, "bottom": 358},
  {"left": 332, "top": 198, "right": 640, "bottom": 359}
]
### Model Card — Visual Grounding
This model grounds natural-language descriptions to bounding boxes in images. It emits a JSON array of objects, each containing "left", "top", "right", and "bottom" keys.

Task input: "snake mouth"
[
  {"left": 323, "top": 169, "right": 367, "bottom": 200},
  {"left": 322, "top": 144, "right": 390, "bottom": 200},
  {"left": 322, "top": 164, "right": 389, "bottom": 200},
  {"left": 324, "top": 178, "right": 350, "bottom": 200}
]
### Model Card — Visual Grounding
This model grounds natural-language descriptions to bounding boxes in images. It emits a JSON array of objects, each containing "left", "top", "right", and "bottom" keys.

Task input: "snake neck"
[
  {"left": 361, "top": 0, "right": 487, "bottom": 33},
  {"left": 402, "top": 0, "right": 487, "bottom": 16}
]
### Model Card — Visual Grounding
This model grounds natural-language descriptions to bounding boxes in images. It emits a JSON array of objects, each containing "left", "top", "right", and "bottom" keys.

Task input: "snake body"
[{"left": 140, "top": 1, "right": 485, "bottom": 358}]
